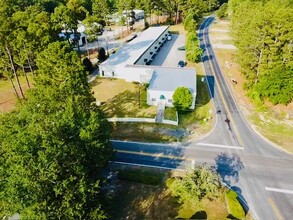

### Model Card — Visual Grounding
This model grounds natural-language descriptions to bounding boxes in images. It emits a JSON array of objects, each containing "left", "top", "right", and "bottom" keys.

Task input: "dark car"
[
  {"left": 177, "top": 46, "right": 186, "bottom": 51},
  {"left": 178, "top": 60, "right": 186, "bottom": 67}
]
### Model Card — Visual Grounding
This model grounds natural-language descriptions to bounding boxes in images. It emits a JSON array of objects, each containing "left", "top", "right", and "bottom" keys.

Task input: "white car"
[{"left": 167, "top": 35, "right": 172, "bottom": 41}]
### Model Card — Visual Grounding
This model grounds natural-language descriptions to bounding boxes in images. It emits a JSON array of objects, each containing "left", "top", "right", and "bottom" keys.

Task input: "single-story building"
[
  {"left": 99, "top": 25, "right": 170, "bottom": 81},
  {"left": 147, "top": 67, "right": 197, "bottom": 109}
]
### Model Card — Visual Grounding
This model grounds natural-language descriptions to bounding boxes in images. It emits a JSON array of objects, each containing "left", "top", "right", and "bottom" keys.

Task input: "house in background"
[{"left": 147, "top": 67, "right": 196, "bottom": 109}]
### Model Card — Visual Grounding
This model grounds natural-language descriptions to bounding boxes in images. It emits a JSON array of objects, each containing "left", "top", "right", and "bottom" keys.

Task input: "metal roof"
[
  {"left": 148, "top": 67, "right": 196, "bottom": 93},
  {"left": 99, "top": 26, "right": 169, "bottom": 69}
]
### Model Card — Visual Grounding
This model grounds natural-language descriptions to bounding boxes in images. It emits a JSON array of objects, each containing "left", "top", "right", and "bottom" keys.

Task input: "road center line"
[
  {"left": 196, "top": 142, "right": 244, "bottom": 150},
  {"left": 265, "top": 187, "right": 293, "bottom": 195},
  {"left": 268, "top": 197, "right": 283, "bottom": 220}
]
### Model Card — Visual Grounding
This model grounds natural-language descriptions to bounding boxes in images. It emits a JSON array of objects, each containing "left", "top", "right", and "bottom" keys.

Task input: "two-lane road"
[{"left": 112, "top": 16, "right": 293, "bottom": 219}]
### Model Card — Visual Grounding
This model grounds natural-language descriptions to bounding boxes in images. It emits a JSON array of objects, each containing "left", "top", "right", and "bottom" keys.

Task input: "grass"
[
  {"left": 91, "top": 78, "right": 157, "bottom": 118},
  {"left": 169, "top": 24, "right": 187, "bottom": 35},
  {"left": 118, "top": 169, "right": 165, "bottom": 185},
  {"left": 164, "top": 107, "right": 177, "bottom": 121},
  {"left": 111, "top": 122, "right": 179, "bottom": 142},
  {"left": 249, "top": 112, "right": 293, "bottom": 153},
  {"left": 0, "top": 74, "right": 33, "bottom": 113}
]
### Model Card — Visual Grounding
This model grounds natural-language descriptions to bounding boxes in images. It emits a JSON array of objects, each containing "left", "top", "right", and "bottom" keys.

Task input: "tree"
[
  {"left": 98, "top": 47, "right": 107, "bottom": 62},
  {"left": 166, "top": 163, "right": 221, "bottom": 218},
  {"left": 172, "top": 87, "right": 193, "bottom": 110},
  {"left": 83, "top": 57, "right": 94, "bottom": 72},
  {"left": 185, "top": 32, "right": 202, "bottom": 63},
  {"left": 230, "top": 0, "right": 293, "bottom": 106},
  {"left": 0, "top": 42, "right": 113, "bottom": 219}
]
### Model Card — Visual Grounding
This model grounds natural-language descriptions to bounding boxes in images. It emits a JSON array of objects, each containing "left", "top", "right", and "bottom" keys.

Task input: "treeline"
[{"left": 229, "top": 0, "right": 293, "bottom": 105}]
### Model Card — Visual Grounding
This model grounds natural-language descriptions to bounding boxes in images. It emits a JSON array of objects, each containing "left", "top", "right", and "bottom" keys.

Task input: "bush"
[
  {"left": 82, "top": 57, "right": 93, "bottom": 73},
  {"left": 225, "top": 190, "right": 245, "bottom": 219},
  {"left": 173, "top": 87, "right": 193, "bottom": 110},
  {"left": 98, "top": 47, "right": 107, "bottom": 62}
]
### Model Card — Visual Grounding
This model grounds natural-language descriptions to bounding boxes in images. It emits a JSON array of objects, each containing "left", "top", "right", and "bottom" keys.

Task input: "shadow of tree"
[{"left": 215, "top": 152, "right": 244, "bottom": 186}]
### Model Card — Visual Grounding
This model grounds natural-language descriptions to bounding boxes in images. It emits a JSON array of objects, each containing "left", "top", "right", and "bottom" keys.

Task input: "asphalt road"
[{"left": 112, "top": 16, "right": 293, "bottom": 219}]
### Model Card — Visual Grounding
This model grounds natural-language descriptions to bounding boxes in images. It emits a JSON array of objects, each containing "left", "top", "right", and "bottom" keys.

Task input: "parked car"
[
  {"left": 167, "top": 35, "right": 172, "bottom": 41},
  {"left": 178, "top": 60, "right": 186, "bottom": 67},
  {"left": 177, "top": 46, "right": 186, "bottom": 51}
]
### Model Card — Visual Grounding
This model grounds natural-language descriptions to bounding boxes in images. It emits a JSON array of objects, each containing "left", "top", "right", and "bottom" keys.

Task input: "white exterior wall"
[
  {"left": 99, "top": 64, "right": 117, "bottom": 77},
  {"left": 147, "top": 89, "right": 197, "bottom": 109},
  {"left": 119, "top": 67, "right": 154, "bottom": 83}
]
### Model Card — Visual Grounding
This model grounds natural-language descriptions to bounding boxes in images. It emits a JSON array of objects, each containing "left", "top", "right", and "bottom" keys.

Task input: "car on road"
[
  {"left": 177, "top": 46, "right": 186, "bottom": 51},
  {"left": 178, "top": 60, "right": 186, "bottom": 67}
]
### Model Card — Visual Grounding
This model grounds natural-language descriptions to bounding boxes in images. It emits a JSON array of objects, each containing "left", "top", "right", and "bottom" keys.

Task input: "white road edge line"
[
  {"left": 111, "top": 161, "right": 186, "bottom": 171},
  {"left": 197, "top": 142, "right": 244, "bottom": 150},
  {"left": 265, "top": 187, "right": 293, "bottom": 195}
]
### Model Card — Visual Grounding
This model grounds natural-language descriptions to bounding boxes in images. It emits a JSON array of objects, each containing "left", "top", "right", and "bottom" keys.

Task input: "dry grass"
[
  {"left": 0, "top": 75, "right": 33, "bottom": 113},
  {"left": 169, "top": 24, "right": 187, "bottom": 35}
]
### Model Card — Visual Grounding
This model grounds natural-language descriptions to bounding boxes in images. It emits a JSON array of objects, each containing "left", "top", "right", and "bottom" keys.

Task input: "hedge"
[
  {"left": 225, "top": 190, "right": 245, "bottom": 219},
  {"left": 118, "top": 169, "right": 164, "bottom": 185}
]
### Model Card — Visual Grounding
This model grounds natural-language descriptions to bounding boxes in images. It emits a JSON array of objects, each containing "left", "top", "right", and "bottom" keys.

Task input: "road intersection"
[{"left": 111, "top": 16, "right": 293, "bottom": 219}]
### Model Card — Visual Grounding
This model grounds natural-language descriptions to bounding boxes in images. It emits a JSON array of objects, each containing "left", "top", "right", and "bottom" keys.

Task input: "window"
[
  {"left": 151, "top": 98, "right": 156, "bottom": 102},
  {"left": 162, "top": 38, "right": 165, "bottom": 40},
  {"left": 144, "top": 58, "right": 148, "bottom": 62},
  {"left": 150, "top": 52, "right": 153, "bottom": 55},
  {"left": 154, "top": 46, "right": 157, "bottom": 49},
  {"left": 168, "top": 99, "right": 172, "bottom": 103},
  {"left": 102, "top": 71, "right": 104, "bottom": 76}
]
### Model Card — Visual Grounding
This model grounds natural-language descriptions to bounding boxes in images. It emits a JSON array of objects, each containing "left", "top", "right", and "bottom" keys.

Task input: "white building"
[
  {"left": 99, "top": 26, "right": 170, "bottom": 81},
  {"left": 147, "top": 67, "right": 197, "bottom": 109},
  {"left": 98, "top": 25, "right": 197, "bottom": 109}
]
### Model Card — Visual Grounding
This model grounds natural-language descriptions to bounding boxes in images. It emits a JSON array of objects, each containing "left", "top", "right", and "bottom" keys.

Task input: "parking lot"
[{"left": 151, "top": 34, "right": 186, "bottom": 67}]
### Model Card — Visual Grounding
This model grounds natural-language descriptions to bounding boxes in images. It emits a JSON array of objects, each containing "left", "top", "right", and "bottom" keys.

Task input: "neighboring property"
[
  {"left": 99, "top": 25, "right": 170, "bottom": 81},
  {"left": 147, "top": 67, "right": 196, "bottom": 109}
]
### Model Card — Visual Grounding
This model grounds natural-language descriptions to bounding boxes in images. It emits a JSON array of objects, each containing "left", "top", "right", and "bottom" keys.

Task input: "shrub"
[
  {"left": 185, "top": 32, "right": 203, "bottom": 63},
  {"left": 82, "top": 57, "right": 93, "bottom": 73},
  {"left": 217, "top": 3, "right": 228, "bottom": 19},
  {"left": 173, "top": 87, "right": 193, "bottom": 110},
  {"left": 225, "top": 190, "right": 245, "bottom": 219}
]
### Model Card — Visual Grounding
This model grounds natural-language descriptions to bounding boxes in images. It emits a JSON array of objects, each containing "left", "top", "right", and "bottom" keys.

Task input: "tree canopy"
[
  {"left": 230, "top": 0, "right": 293, "bottom": 105},
  {"left": 0, "top": 42, "right": 113, "bottom": 219},
  {"left": 166, "top": 163, "right": 221, "bottom": 218}
]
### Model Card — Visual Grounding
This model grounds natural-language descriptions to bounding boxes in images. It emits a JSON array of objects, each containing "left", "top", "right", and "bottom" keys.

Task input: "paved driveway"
[{"left": 151, "top": 34, "right": 186, "bottom": 67}]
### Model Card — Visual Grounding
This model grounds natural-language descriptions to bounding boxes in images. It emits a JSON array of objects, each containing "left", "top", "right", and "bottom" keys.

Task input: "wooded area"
[{"left": 229, "top": 0, "right": 293, "bottom": 105}]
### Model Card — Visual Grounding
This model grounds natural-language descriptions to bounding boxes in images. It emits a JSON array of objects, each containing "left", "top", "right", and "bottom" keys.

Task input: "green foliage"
[
  {"left": 0, "top": 42, "right": 113, "bottom": 219},
  {"left": 83, "top": 57, "right": 94, "bottom": 72},
  {"left": 230, "top": 0, "right": 293, "bottom": 106},
  {"left": 167, "top": 164, "right": 222, "bottom": 218},
  {"left": 185, "top": 32, "right": 203, "bottom": 63},
  {"left": 254, "top": 67, "right": 293, "bottom": 105},
  {"left": 217, "top": 3, "right": 228, "bottom": 19},
  {"left": 184, "top": 12, "right": 197, "bottom": 32},
  {"left": 172, "top": 87, "right": 193, "bottom": 110},
  {"left": 225, "top": 190, "right": 245, "bottom": 219},
  {"left": 118, "top": 169, "right": 164, "bottom": 185}
]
